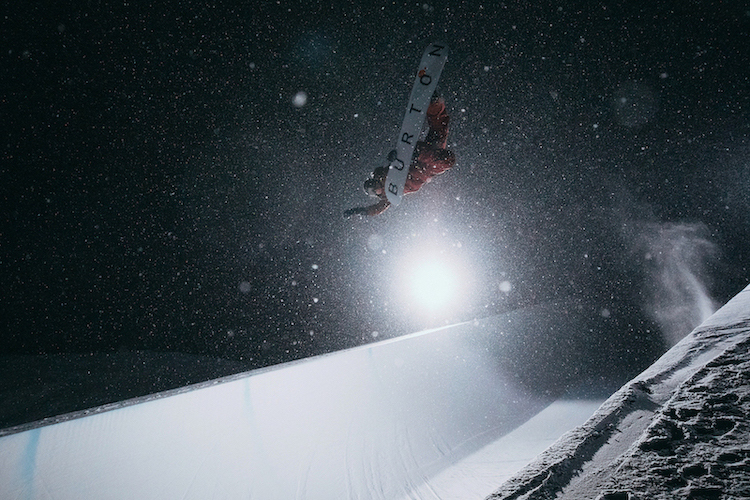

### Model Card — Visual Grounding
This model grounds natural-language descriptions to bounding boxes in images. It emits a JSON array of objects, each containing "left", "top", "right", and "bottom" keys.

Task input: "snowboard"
[{"left": 385, "top": 42, "right": 450, "bottom": 206}]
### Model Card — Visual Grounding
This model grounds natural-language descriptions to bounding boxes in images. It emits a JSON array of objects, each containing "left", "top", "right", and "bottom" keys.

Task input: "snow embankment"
[{"left": 487, "top": 284, "right": 750, "bottom": 500}]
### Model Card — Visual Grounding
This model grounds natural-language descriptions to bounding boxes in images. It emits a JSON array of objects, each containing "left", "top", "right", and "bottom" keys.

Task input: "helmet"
[
  {"left": 363, "top": 165, "right": 387, "bottom": 197},
  {"left": 363, "top": 177, "right": 379, "bottom": 197}
]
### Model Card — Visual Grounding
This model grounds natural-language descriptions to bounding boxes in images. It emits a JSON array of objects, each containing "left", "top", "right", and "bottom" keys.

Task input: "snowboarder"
[{"left": 344, "top": 96, "right": 456, "bottom": 217}]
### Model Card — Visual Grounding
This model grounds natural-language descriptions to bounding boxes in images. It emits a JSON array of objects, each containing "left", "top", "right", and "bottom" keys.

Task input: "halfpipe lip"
[{"left": 0, "top": 320, "right": 469, "bottom": 438}]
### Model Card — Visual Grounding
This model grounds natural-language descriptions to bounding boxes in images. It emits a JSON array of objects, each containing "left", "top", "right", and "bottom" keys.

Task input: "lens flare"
[
  {"left": 410, "top": 258, "right": 457, "bottom": 311},
  {"left": 393, "top": 241, "right": 474, "bottom": 323}
]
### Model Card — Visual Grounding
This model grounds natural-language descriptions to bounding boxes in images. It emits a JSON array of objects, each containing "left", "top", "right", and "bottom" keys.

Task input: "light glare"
[
  {"left": 411, "top": 259, "right": 456, "bottom": 310},
  {"left": 392, "top": 240, "right": 474, "bottom": 323}
]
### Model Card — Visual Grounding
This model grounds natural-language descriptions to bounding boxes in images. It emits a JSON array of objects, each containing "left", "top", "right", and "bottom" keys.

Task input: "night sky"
[{"left": 2, "top": 1, "right": 749, "bottom": 388}]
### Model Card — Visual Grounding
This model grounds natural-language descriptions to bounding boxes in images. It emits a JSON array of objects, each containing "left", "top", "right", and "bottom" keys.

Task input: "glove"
[{"left": 343, "top": 207, "right": 367, "bottom": 219}]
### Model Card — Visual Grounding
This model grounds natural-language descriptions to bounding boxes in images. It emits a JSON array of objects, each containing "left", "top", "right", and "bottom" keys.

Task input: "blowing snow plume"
[{"left": 636, "top": 222, "right": 720, "bottom": 344}]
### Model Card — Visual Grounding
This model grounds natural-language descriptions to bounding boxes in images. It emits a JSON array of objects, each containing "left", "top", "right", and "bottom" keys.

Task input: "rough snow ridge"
[
  {"left": 487, "top": 285, "right": 750, "bottom": 500},
  {"left": 606, "top": 326, "right": 750, "bottom": 499},
  {"left": 482, "top": 378, "right": 659, "bottom": 500}
]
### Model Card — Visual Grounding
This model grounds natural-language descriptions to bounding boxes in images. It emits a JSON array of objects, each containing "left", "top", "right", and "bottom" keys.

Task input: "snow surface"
[
  {"left": 399, "top": 399, "right": 603, "bottom": 500},
  {"left": 1, "top": 286, "right": 748, "bottom": 499},
  {"left": 0, "top": 312, "right": 601, "bottom": 500},
  {"left": 487, "top": 283, "right": 750, "bottom": 500}
]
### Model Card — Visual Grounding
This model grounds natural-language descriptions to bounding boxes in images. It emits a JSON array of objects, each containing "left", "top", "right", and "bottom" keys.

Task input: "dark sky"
[{"left": 2, "top": 1, "right": 749, "bottom": 384}]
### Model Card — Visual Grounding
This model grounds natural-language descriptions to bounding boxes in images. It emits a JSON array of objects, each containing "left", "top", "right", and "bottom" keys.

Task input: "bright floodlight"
[
  {"left": 394, "top": 242, "right": 473, "bottom": 321},
  {"left": 410, "top": 258, "right": 457, "bottom": 311}
]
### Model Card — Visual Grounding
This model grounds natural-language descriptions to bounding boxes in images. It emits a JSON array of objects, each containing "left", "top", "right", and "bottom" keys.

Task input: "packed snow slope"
[
  {"left": 2, "top": 299, "right": 648, "bottom": 434},
  {"left": 0, "top": 303, "right": 619, "bottom": 500},
  {"left": 487, "top": 283, "right": 750, "bottom": 500}
]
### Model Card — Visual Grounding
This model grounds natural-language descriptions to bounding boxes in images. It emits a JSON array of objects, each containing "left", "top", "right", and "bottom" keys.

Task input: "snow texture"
[
  {"left": 0, "top": 314, "right": 597, "bottom": 500},
  {"left": 487, "top": 283, "right": 750, "bottom": 500},
  {"left": 1, "top": 286, "right": 748, "bottom": 500}
]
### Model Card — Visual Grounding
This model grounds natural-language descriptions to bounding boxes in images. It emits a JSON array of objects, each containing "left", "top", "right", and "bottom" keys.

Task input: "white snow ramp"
[{"left": 0, "top": 316, "right": 602, "bottom": 500}]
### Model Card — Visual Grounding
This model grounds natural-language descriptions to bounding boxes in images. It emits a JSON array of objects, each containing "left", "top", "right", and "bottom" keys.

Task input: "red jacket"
[
  {"left": 365, "top": 100, "right": 455, "bottom": 216},
  {"left": 404, "top": 143, "right": 455, "bottom": 194}
]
